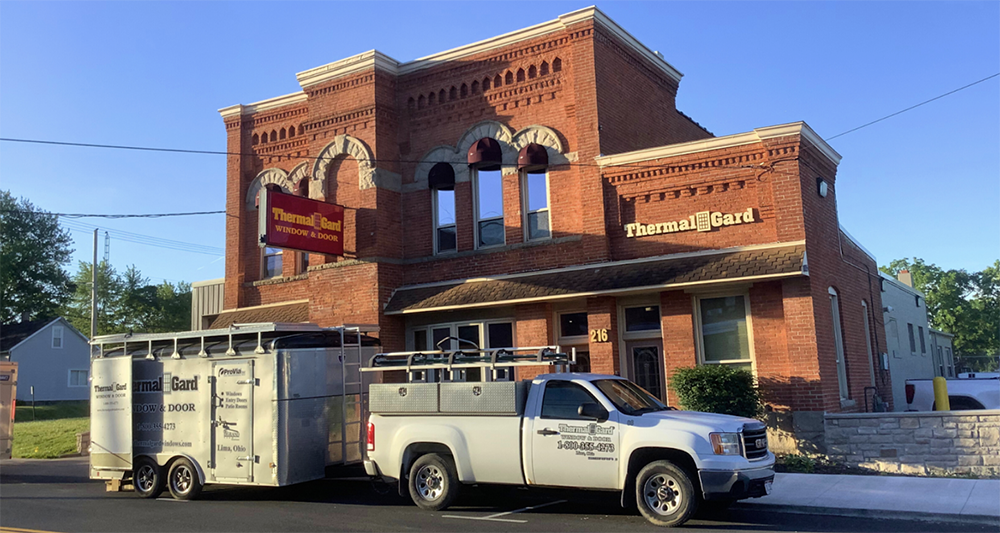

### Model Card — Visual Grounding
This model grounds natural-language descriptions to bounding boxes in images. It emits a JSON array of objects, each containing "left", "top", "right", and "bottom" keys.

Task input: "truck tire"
[
  {"left": 636, "top": 460, "right": 696, "bottom": 527},
  {"left": 408, "top": 453, "right": 459, "bottom": 511},
  {"left": 133, "top": 456, "right": 164, "bottom": 499},
  {"left": 167, "top": 458, "right": 203, "bottom": 501}
]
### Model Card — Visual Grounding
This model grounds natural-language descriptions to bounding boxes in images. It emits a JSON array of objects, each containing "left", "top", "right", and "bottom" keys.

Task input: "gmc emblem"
[
  {"left": 755, "top": 438, "right": 767, "bottom": 449},
  {"left": 398, "top": 387, "right": 407, "bottom": 397}
]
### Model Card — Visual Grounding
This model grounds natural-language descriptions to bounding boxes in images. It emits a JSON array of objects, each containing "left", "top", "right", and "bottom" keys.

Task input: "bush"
[
  {"left": 671, "top": 365, "right": 762, "bottom": 419},
  {"left": 781, "top": 454, "right": 816, "bottom": 473}
]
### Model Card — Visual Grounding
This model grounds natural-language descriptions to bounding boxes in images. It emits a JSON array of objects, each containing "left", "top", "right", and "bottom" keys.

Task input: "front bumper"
[{"left": 699, "top": 465, "right": 774, "bottom": 501}]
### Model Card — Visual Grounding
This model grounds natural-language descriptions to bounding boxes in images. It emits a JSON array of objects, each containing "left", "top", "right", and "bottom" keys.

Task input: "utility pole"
[{"left": 91, "top": 229, "right": 98, "bottom": 339}]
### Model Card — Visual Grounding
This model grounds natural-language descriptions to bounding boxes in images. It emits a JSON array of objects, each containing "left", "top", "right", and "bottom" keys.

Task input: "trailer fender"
[
  {"left": 167, "top": 453, "right": 207, "bottom": 485},
  {"left": 394, "top": 424, "right": 473, "bottom": 483}
]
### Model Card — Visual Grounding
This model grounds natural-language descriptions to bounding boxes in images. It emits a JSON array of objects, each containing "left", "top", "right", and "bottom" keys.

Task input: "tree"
[
  {"left": 0, "top": 190, "right": 75, "bottom": 323},
  {"left": 61, "top": 261, "right": 191, "bottom": 336}
]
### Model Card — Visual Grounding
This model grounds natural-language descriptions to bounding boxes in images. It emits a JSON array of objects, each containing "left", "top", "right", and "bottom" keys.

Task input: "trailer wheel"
[
  {"left": 408, "top": 453, "right": 459, "bottom": 511},
  {"left": 133, "top": 457, "right": 164, "bottom": 499},
  {"left": 635, "top": 460, "right": 696, "bottom": 527},
  {"left": 167, "top": 458, "right": 203, "bottom": 501}
]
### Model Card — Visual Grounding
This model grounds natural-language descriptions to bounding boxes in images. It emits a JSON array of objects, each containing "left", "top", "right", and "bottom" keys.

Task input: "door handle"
[{"left": 536, "top": 428, "right": 559, "bottom": 436}]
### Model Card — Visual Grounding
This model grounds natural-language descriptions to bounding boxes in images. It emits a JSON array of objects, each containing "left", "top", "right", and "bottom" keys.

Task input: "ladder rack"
[{"left": 362, "top": 346, "right": 575, "bottom": 382}]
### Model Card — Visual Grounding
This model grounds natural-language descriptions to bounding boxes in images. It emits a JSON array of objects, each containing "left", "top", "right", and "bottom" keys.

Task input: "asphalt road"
[{"left": 0, "top": 457, "right": 989, "bottom": 533}]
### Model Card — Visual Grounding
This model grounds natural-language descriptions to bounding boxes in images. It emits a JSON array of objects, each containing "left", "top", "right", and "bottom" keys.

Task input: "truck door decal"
[{"left": 212, "top": 361, "right": 254, "bottom": 482}]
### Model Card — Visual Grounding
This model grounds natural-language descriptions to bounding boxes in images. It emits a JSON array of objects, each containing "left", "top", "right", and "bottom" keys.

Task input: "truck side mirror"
[{"left": 578, "top": 402, "right": 608, "bottom": 423}]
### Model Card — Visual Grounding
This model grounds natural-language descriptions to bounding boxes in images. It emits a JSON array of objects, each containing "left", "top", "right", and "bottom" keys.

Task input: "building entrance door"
[{"left": 625, "top": 340, "right": 665, "bottom": 402}]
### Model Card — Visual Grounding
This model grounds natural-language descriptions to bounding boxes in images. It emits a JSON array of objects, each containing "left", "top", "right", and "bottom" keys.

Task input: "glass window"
[
  {"left": 457, "top": 325, "right": 480, "bottom": 350},
  {"left": 828, "top": 289, "right": 849, "bottom": 399},
  {"left": 594, "top": 379, "right": 666, "bottom": 416},
  {"left": 52, "top": 326, "right": 64, "bottom": 349},
  {"left": 937, "top": 346, "right": 945, "bottom": 376},
  {"left": 699, "top": 296, "right": 750, "bottom": 364},
  {"left": 487, "top": 322, "right": 513, "bottom": 349},
  {"left": 631, "top": 345, "right": 664, "bottom": 399},
  {"left": 263, "top": 247, "right": 283, "bottom": 278},
  {"left": 432, "top": 327, "right": 450, "bottom": 350},
  {"left": 299, "top": 253, "right": 310, "bottom": 274},
  {"left": 560, "top": 312, "right": 588, "bottom": 338},
  {"left": 475, "top": 169, "right": 504, "bottom": 247},
  {"left": 625, "top": 306, "right": 660, "bottom": 332},
  {"left": 524, "top": 171, "right": 550, "bottom": 240},
  {"left": 413, "top": 329, "right": 428, "bottom": 351},
  {"left": 918, "top": 326, "right": 926, "bottom": 353},
  {"left": 435, "top": 188, "right": 456, "bottom": 253},
  {"left": 907, "top": 323, "right": 916, "bottom": 353},
  {"left": 69, "top": 370, "right": 87, "bottom": 387},
  {"left": 574, "top": 351, "right": 591, "bottom": 373},
  {"left": 540, "top": 381, "right": 598, "bottom": 420}
]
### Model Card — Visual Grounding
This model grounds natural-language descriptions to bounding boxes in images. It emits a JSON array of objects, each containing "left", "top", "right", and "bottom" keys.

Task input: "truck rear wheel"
[
  {"left": 636, "top": 460, "right": 696, "bottom": 527},
  {"left": 408, "top": 453, "right": 459, "bottom": 511},
  {"left": 167, "top": 458, "right": 203, "bottom": 501},
  {"left": 133, "top": 456, "right": 164, "bottom": 499}
]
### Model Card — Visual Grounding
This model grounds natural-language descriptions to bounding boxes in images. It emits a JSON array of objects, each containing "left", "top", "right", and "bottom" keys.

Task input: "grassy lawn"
[{"left": 12, "top": 401, "right": 91, "bottom": 458}]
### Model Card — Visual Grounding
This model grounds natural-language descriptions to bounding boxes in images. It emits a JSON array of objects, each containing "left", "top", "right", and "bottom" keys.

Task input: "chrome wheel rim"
[
  {"left": 171, "top": 465, "right": 193, "bottom": 495},
  {"left": 415, "top": 464, "right": 444, "bottom": 501},
  {"left": 643, "top": 473, "right": 682, "bottom": 516},
  {"left": 136, "top": 464, "right": 156, "bottom": 493}
]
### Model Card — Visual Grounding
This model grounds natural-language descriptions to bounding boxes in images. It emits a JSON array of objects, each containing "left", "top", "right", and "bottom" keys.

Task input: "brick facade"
[{"left": 216, "top": 7, "right": 888, "bottom": 420}]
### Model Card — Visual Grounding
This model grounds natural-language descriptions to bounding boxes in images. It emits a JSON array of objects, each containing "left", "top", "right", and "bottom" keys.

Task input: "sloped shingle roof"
[{"left": 1, "top": 318, "right": 56, "bottom": 352}]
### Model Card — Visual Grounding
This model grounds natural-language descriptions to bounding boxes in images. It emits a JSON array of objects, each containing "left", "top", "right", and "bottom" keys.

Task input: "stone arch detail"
[
  {"left": 246, "top": 167, "right": 292, "bottom": 211},
  {"left": 511, "top": 124, "right": 572, "bottom": 167},
  {"left": 455, "top": 120, "right": 517, "bottom": 176},
  {"left": 414, "top": 145, "right": 461, "bottom": 189},
  {"left": 286, "top": 161, "right": 311, "bottom": 197},
  {"left": 311, "top": 134, "right": 376, "bottom": 197}
]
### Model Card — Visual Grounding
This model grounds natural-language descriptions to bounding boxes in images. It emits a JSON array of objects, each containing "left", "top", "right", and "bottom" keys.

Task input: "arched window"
[
  {"left": 471, "top": 80, "right": 480, "bottom": 94},
  {"left": 270, "top": 131, "right": 277, "bottom": 142},
  {"left": 528, "top": 65, "right": 537, "bottom": 79},
  {"left": 467, "top": 138, "right": 504, "bottom": 248},
  {"left": 252, "top": 133, "right": 259, "bottom": 145},
  {"left": 428, "top": 92, "right": 436, "bottom": 105},
  {"left": 460, "top": 84, "right": 468, "bottom": 98},
  {"left": 288, "top": 126, "right": 296, "bottom": 138},
  {"left": 829, "top": 287, "right": 850, "bottom": 400},
  {"left": 552, "top": 57, "right": 562, "bottom": 72},
  {"left": 429, "top": 163, "right": 457, "bottom": 254},
  {"left": 260, "top": 133, "right": 268, "bottom": 144},
  {"left": 438, "top": 89, "right": 446, "bottom": 103},
  {"left": 505, "top": 71, "right": 514, "bottom": 85},
  {"left": 296, "top": 177, "right": 310, "bottom": 273},
  {"left": 493, "top": 74, "right": 502, "bottom": 88},
  {"left": 540, "top": 61, "right": 549, "bottom": 76},
  {"left": 279, "top": 128, "right": 286, "bottom": 140},
  {"left": 449, "top": 86, "right": 457, "bottom": 100},
  {"left": 519, "top": 143, "right": 550, "bottom": 240},
  {"left": 298, "top": 125, "right": 304, "bottom": 135},
  {"left": 516, "top": 68, "right": 525, "bottom": 82},
  {"left": 483, "top": 77, "right": 491, "bottom": 91}
]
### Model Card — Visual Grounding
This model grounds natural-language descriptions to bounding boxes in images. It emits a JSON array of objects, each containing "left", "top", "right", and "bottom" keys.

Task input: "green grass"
[
  {"left": 14, "top": 400, "right": 89, "bottom": 422},
  {"left": 12, "top": 417, "right": 90, "bottom": 458}
]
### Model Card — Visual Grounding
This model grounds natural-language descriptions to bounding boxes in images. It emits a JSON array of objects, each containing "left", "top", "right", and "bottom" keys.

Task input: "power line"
[
  {"left": 826, "top": 73, "right": 999, "bottom": 140},
  {"left": 0, "top": 209, "right": 225, "bottom": 219},
  {"left": 60, "top": 218, "right": 224, "bottom": 256}
]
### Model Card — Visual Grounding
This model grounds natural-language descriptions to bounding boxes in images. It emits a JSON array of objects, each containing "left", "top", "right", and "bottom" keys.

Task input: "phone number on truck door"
[{"left": 556, "top": 441, "right": 615, "bottom": 453}]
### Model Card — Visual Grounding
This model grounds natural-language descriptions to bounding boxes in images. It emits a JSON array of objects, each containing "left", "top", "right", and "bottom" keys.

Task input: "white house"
[{"left": 0, "top": 317, "right": 90, "bottom": 401}]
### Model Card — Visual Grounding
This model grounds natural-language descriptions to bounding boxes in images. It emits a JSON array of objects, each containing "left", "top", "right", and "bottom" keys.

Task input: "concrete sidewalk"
[{"left": 736, "top": 472, "right": 1000, "bottom": 525}]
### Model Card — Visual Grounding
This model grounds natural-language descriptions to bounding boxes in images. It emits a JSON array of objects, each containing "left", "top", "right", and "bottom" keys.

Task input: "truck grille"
[{"left": 742, "top": 424, "right": 769, "bottom": 460}]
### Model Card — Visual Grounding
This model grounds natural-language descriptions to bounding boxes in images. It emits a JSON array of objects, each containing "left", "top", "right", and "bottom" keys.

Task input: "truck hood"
[{"left": 641, "top": 410, "right": 761, "bottom": 433}]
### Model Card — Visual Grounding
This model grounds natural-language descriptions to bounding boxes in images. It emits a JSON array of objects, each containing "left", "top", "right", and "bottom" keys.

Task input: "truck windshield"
[{"left": 594, "top": 379, "right": 668, "bottom": 415}]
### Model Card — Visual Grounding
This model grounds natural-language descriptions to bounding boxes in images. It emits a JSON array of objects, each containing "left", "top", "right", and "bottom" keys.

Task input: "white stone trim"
[
  {"left": 595, "top": 121, "right": 842, "bottom": 168},
  {"left": 246, "top": 168, "right": 293, "bottom": 211},
  {"left": 311, "top": 135, "right": 377, "bottom": 196},
  {"left": 218, "top": 91, "right": 308, "bottom": 118},
  {"left": 287, "top": 161, "right": 311, "bottom": 191},
  {"left": 296, "top": 50, "right": 400, "bottom": 89}
]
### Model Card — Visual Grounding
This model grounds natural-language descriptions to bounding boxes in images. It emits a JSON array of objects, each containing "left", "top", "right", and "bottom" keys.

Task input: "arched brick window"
[
  {"left": 519, "top": 143, "right": 550, "bottom": 240},
  {"left": 467, "top": 138, "right": 504, "bottom": 248},
  {"left": 429, "top": 163, "right": 456, "bottom": 254}
]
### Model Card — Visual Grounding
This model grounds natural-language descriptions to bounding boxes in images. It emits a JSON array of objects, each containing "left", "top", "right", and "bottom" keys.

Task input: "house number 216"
[{"left": 589, "top": 329, "right": 609, "bottom": 342}]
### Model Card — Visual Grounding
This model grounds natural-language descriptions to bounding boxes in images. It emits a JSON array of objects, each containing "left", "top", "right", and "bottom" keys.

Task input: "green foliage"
[
  {"left": 671, "top": 365, "right": 762, "bottom": 419},
  {"left": 881, "top": 258, "right": 999, "bottom": 370},
  {"left": 62, "top": 261, "right": 192, "bottom": 336},
  {"left": 13, "top": 417, "right": 90, "bottom": 458},
  {"left": 0, "top": 190, "right": 74, "bottom": 323},
  {"left": 781, "top": 454, "right": 816, "bottom": 473}
]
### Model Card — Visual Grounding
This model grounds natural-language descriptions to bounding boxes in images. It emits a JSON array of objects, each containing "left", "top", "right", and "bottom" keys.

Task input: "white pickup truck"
[
  {"left": 364, "top": 368, "right": 774, "bottom": 527},
  {"left": 906, "top": 373, "right": 1000, "bottom": 411}
]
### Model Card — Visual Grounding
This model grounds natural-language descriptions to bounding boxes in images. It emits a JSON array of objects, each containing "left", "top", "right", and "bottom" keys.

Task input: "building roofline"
[
  {"left": 221, "top": 6, "right": 684, "bottom": 112},
  {"left": 5, "top": 317, "right": 88, "bottom": 353},
  {"left": 595, "top": 121, "right": 842, "bottom": 168},
  {"left": 879, "top": 271, "right": 926, "bottom": 297},
  {"left": 839, "top": 224, "right": 876, "bottom": 263},
  {"left": 192, "top": 278, "right": 225, "bottom": 288},
  {"left": 929, "top": 328, "right": 955, "bottom": 338}
]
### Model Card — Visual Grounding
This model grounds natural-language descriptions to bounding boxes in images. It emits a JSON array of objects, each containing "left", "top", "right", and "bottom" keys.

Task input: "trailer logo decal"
[
  {"left": 398, "top": 387, "right": 407, "bottom": 397},
  {"left": 472, "top": 386, "right": 482, "bottom": 396},
  {"left": 220, "top": 368, "right": 245, "bottom": 376},
  {"left": 134, "top": 374, "right": 200, "bottom": 394}
]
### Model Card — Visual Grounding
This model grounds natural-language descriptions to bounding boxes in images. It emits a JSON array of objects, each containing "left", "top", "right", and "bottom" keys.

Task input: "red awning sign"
[{"left": 259, "top": 188, "right": 344, "bottom": 256}]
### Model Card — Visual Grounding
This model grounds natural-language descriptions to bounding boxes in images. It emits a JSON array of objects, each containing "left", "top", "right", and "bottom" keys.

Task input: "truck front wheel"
[
  {"left": 408, "top": 453, "right": 459, "bottom": 511},
  {"left": 133, "top": 457, "right": 164, "bottom": 499},
  {"left": 636, "top": 460, "right": 696, "bottom": 527}
]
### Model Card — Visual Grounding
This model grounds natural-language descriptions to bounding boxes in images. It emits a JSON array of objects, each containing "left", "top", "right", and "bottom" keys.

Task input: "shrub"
[
  {"left": 781, "top": 454, "right": 816, "bottom": 473},
  {"left": 671, "top": 365, "right": 762, "bottom": 419}
]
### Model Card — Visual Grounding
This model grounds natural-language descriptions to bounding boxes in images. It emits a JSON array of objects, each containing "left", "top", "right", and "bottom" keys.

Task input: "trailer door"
[
  {"left": 90, "top": 357, "right": 133, "bottom": 472},
  {"left": 211, "top": 360, "right": 254, "bottom": 482}
]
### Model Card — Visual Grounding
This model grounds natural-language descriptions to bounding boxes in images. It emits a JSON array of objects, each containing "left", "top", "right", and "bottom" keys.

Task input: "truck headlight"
[{"left": 710, "top": 432, "right": 742, "bottom": 455}]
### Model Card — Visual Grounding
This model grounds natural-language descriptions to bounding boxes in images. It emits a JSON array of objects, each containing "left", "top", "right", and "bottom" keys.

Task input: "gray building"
[
  {"left": 0, "top": 317, "right": 90, "bottom": 401},
  {"left": 881, "top": 270, "right": 956, "bottom": 410},
  {"left": 191, "top": 278, "right": 224, "bottom": 330}
]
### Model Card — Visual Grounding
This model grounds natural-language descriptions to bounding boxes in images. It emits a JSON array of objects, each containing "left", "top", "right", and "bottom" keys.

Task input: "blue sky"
[{"left": 1, "top": 1, "right": 997, "bottom": 286}]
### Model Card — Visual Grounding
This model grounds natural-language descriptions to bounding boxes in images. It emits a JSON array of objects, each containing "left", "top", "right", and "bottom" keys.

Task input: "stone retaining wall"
[{"left": 825, "top": 410, "right": 1000, "bottom": 477}]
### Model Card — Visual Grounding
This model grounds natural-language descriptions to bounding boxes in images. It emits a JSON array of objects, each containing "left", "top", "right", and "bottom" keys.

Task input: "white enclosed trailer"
[
  {"left": 0, "top": 361, "right": 17, "bottom": 459},
  {"left": 89, "top": 323, "right": 379, "bottom": 499}
]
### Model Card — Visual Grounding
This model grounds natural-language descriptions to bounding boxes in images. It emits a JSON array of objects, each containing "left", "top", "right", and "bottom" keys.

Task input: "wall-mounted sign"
[
  {"left": 258, "top": 188, "right": 344, "bottom": 256},
  {"left": 624, "top": 208, "right": 757, "bottom": 238}
]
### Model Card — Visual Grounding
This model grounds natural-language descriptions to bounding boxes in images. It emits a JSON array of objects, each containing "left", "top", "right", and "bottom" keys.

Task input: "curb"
[{"left": 732, "top": 502, "right": 1000, "bottom": 527}]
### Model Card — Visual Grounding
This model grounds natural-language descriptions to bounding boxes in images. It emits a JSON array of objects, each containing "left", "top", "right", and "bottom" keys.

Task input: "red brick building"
[{"left": 215, "top": 7, "right": 890, "bottom": 445}]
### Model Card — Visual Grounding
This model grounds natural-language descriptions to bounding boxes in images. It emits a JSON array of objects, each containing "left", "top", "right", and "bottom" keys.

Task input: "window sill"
[
  {"left": 247, "top": 273, "right": 308, "bottom": 287},
  {"left": 407, "top": 234, "right": 581, "bottom": 265}
]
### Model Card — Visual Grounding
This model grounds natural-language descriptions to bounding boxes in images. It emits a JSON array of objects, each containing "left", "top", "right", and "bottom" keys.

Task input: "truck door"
[
  {"left": 90, "top": 357, "right": 132, "bottom": 472},
  {"left": 527, "top": 380, "right": 620, "bottom": 489},
  {"left": 211, "top": 361, "right": 254, "bottom": 482}
]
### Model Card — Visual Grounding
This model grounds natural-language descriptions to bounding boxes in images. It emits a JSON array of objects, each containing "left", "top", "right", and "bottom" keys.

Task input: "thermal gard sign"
[
  {"left": 259, "top": 188, "right": 345, "bottom": 256},
  {"left": 624, "top": 208, "right": 757, "bottom": 238}
]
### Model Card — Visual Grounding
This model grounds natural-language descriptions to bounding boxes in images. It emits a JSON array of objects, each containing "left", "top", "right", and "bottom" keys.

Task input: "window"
[
  {"left": 69, "top": 370, "right": 87, "bottom": 387},
  {"left": 918, "top": 326, "right": 926, "bottom": 354},
  {"left": 829, "top": 288, "right": 849, "bottom": 400},
  {"left": 262, "top": 247, "right": 283, "bottom": 278},
  {"left": 541, "top": 381, "right": 599, "bottom": 420},
  {"left": 522, "top": 171, "right": 549, "bottom": 240},
  {"left": 907, "top": 323, "right": 916, "bottom": 353},
  {"left": 697, "top": 296, "right": 752, "bottom": 371},
  {"left": 299, "top": 253, "right": 310, "bottom": 274},
  {"left": 559, "top": 312, "right": 588, "bottom": 339},
  {"left": 624, "top": 306, "right": 660, "bottom": 332},
  {"left": 861, "top": 301, "right": 875, "bottom": 386},
  {"left": 52, "top": 326, "right": 64, "bottom": 349},
  {"left": 937, "top": 346, "right": 945, "bottom": 376},
  {"left": 409, "top": 320, "right": 514, "bottom": 382},
  {"left": 915, "top": 295, "right": 921, "bottom": 307},
  {"left": 475, "top": 168, "right": 504, "bottom": 247},
  {"left": 945, "top": 347, "right": 954, "bottom": 377},
  {"left": 429, "top": 163, "right": 457, "bottom": 254}
]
